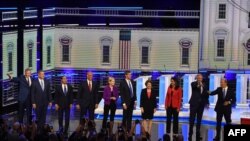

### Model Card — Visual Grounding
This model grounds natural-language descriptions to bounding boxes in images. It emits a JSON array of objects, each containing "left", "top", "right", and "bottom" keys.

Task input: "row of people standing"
[
  {"left": 7, "top": 69, "right": 52, "bottom": 132},
  {"left": 8, "top": 69, "right": 236, "bottom": 141}
]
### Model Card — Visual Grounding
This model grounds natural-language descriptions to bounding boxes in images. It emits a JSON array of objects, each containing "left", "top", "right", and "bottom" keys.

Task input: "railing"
[
  {"left": 55, "top": 7, "right": 200, "bottom": 19},
  {"left": 1, "top": 7, "right": 199, "bottom": 22},
  {"left": 2, "top": 11, "right": 18, "bottom": 21},
  {"left": 23, "top": 10, "right": 38, "bottom": 19}
]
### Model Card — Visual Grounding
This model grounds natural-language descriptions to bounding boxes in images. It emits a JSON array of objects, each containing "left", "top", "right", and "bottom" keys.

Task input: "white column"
[
  {"left": 200, "top": 0, "right": 210, "bottom": 68},
  {"left": 209, "top": 74, "right": 224, "bottom": 107},
  {"left": 231, "top": 0, "right": 240, "bottom": 62},
  {"left": 183, "top": 74, "right": 197, "bottom": 108},
  {"left": 158, "top": 75, "right": 174, "bottom": 109},
  {"left": 134, "top": 75, "right": 152, "bottom": 109},
  {"left": 236, "top": 74, "right": 249, "bottom": 108}
]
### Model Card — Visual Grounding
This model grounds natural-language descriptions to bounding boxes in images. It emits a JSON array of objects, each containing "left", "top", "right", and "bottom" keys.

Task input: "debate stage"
[{"left": 2, "top": 104, "right": 249, "bottom": 141}]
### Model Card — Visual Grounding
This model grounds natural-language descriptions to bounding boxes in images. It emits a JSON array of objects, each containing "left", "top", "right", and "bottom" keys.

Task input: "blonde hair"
[{"left": 108, "top": 77, "right": 115, "bottom": 84}]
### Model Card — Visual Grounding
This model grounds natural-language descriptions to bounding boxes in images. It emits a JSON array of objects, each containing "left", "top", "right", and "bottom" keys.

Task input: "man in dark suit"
[
  {"left": 7, "top": 68, "right": 33, "bottom": 124},
  {"left": 189, "top": 74, "right": 209, "bottom": 141},
  {"left": 119, "top": 70, "right": 137, "bottom": 131},
  {"left": 31, "top": 70, "right": 52, "bottom": 129},
  {"left": 209, "top": 78, "right": 236, "bottom": 141},
  {"left": 76, "top": 71, "right": 99, "bottom": 121},
  {"left": 55, "top": 76, "right": 73, "bottom": 135}
]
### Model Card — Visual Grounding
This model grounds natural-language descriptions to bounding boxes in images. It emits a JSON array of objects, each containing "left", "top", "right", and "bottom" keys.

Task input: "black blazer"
[
  {"left": 31, "top": 79, "right": 52, "bottom": 107},
  {"left": 119, "top": 79, "right": 137, "bottom": 106},
  {"left": 189, "top": 81, "right": 209, "bottom": 107},
  {"left": 77, "top": 80, "right": 99, "bottom": 107},
  {"left": 55, "top": 84, "right": 73, "bottom": 108},
  {"left": 210, "top": 87, "right": 236, "bottom": 113},
  {"left": 140, "top": 88, "right": 157, "bottom": 110},
  {"left": 12, "top": 75, "right": 33, "bottom": 103}
]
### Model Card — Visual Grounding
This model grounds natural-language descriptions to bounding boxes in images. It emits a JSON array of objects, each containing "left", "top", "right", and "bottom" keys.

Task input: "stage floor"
[{"left": 4, "top": 106, "right": 250, "bottom": 141}]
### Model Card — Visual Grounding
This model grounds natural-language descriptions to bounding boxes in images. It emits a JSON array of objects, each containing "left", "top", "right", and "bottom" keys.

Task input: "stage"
[{"left": 2, "top": 104, "right": 249, "bottom": 141}]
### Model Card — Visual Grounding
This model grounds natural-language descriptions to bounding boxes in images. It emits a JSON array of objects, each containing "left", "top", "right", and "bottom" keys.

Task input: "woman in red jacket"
[{"left": 165, "top": 77, "right": 182, "bottom": 136}]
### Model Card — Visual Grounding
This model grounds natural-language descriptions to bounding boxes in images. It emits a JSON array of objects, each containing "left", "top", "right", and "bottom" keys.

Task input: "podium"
[
  {"left": 209, "top": 74, "right": 224, "bottom": 107},
  {"left": 183, "top": 74, "right": 197, "bottom": 108},
  {"left": 236, "top": 74, "right": 249, "bottom": 108}
]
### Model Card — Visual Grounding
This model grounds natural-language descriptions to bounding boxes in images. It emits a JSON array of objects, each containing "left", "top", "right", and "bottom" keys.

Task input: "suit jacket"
[
  {"left": 31, "top": 79, "right": 52, "bottom": 107},
  {"left": 119, "top": 79, "right": 137, "bottom": 106},
  {"left": 189, "top": 81, "right": 209, "bottom": 108},
  {"left": 165, "top": 86, "right": 182, "bottom": 110},
  {"left": 140, "top": 88, "right": 157, "bottom": 110},
  {"left": 103, "top": 85, "right": 119, "bottom": 105},
  {"left": 12, "top": 75, "right": 33, "bottom": 103},
  {"left": 55, "top": 84, "right": 73, "bottom": 108},
  {"left": 77, "top": 80, "right": 99, "bottom": 107},
  {"left": 210, "top": 87, "right": 236, "bottom": 113}
]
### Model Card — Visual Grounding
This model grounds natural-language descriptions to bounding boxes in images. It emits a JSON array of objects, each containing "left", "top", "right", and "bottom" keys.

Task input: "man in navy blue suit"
[
  {"left": 209, "top": 78, "right": 236, "bottom": 141},
  {"left": 55, "top": 76, "right": 73, "bottom": 135},
  {"left": 7, "top": 68, "right": 33, "bottom": 124},
  {"left": 31, "top": 70, "right": 52, "bottom": 129}
]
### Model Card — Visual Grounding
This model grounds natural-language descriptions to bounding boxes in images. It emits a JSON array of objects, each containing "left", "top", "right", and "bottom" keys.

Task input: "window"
[
  {"left": 248, "top": 54, "right": 250, "bottom": 65},
  {"left": 217, "top": 39, "right": 225, "bottom": 57},
  {"left": 102, "top": 45, "right": 110, "bottom": 63},
  {"left": 139, "top": 38, "right": 152, "bottom": 66},
  {"left": 182, "top": 48, "right": 189, "bottom": 65},
  {"left": 7, "top": 43, "right": 14, "bottom": 72},
  {"left": 141, "top": 46, "right": 149, "bottom": 64},
  {"left": 47, "top": 45, "right": 51, "bottom": 64},
  {"left": 218, "top": 4, "right": 226, "bottom": 19},
  {"left": 27, "top": 40, "right": 34, "bottom": 68},
  {"left": 46, "top": 36, "right": 52, "bottom": 65},
  {"left": 28, "top": 48, "right": 32, "bottom": 67},
  {"left": 100, "top": 36, "right": 113, "bottom": 65},
  {"left": 62, "top": 45, "right": 69, "bottom": 62},
  {"left": 245, "top": 39, "right": 250, "bottom": 65},
  {"left": 8, "top": 52, "right": 13, "bottom": 72},
  {"left": 214, "top": 29, "right": 228, "bottom": 60},
  {"left": 59, "top": 35, "right": 72, "bottom": 63},
  {"left": 179, "top": 38, "right": 192, "bottom": 66}
]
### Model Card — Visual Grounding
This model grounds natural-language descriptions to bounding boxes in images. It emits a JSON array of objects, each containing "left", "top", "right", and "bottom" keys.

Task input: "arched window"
[
  {"left": 214, "top": 29, "right": 228, "bottom": 60},
  {"left": 179, "top": 38, "right": 192, "bottom": 66},
  {"left": 59, "top": 35, "right": 72, "bottom": 63},
  {"left": 139, "top": 38, "right": 152, "bottom": 66},
  {"left": 246, "top": 39, "right": 250, "bottom": 65},
  {"left": 7, "top": 42, "right": 14, "bottom": 72},
  {"left": 27, "top": 40, "right": 34, "bottom": 68},
  {"left": 100, "top": 36, "right": 113, "bottom": 64},
  {"left": 46, "top": 36, "right": 52, "bottom": 65}
]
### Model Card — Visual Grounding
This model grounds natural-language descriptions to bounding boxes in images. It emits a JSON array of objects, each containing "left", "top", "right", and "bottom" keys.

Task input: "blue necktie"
[
  {"left": 223, "top": 88, "right": 226, "bottom": 99},
  {"left": 64, "top": 85, "right": 67, "bottom": 96},
  {"left": 128, "top": 81, "right": 133, "bottom": 98}
]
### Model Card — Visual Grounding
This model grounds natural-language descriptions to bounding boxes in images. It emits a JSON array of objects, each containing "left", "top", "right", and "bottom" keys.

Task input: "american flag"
[{"left": 119, "top": 30, "right": 131, "bottom": 70}]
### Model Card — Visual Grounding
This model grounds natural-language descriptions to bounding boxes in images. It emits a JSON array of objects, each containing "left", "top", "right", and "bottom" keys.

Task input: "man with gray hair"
[
  {"left": 7, "top": 68, "right": 33, "bottom": 124},
  {"left": 189, "top": 74, "right": 209, "bottom": 141}
]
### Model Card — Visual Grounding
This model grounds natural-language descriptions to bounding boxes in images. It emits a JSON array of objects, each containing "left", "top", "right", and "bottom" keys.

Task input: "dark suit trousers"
[
  {"left": 18, "top": 99, "right": 32, "bottom": 124},
  {"left": 166, "top": 107, "right": 179, "bottom": 134},
  {"left": 58, "top": 107, "right": 70, "bottom": 132},
  {"left": 122, "top": 102, "right": 134, "bottom": 131},
  {"left": 216, "top": 111, "right": 232, "bottom": 138},
  {"left": 189, "top": 104, "right": 205, "bottom": 137},
  {"left": 80, "top": 104, "right": 95, "bottom": 121},
  {"left": 102, "top": 103, "right": 116, "bottom": 128},
  {"left": 35, "top": 105, "right": 47, "bottom": 129}
]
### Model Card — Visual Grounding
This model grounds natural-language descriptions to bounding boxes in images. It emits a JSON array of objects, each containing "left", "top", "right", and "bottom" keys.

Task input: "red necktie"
[{"left": 88, "top": 82, "right": 92, "bottom": 92}]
